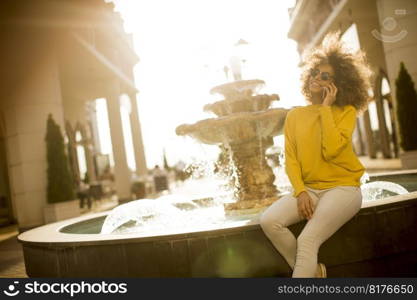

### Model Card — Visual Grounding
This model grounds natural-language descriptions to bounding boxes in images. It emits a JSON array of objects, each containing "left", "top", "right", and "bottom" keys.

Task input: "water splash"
[
  {"left": 184, "top": 158, "right": 215, "bottom": 180},
  {"left": 360, "top": 172, "right": 371, "bottom": 184},
  {"left": 100, "top": 199, "right": 181, "bottom": 234},
  {"left": 360, "top": 181, "right": 408, "bottom": 202},
  {"left": 255, "top": 123, "right": 267, "bottom": 199},
  {"left": 274, "top": 150, "right": 292, "bottom": 193},
  {"left": 100, "top": 164, "right": 410, "bottom": 234},
  {"left": 100, "top": 193, "right": 243, "bottom": 235}
]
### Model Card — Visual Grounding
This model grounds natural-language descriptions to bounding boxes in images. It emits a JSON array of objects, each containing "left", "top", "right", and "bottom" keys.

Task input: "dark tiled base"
[
  {"left": 328, "top": 250, "right": 417, "bottom": 277},
  {"left": 21, "top": 196, "right": 417, "bottom": 277}
]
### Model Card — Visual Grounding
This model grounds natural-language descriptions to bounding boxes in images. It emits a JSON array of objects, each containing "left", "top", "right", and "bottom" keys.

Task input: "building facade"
[
  {"left": 288, "top": 0, "right": 417, "bottom": 160},
  {"left": 0, "top": 0, "right": 147, "bottom": 230}
]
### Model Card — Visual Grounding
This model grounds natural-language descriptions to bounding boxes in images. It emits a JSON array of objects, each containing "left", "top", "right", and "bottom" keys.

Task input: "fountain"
[
  {"left": 17, "top": 169, "right": 417, "bottom": 277},
  {"left": 16, "top": 78, "right": 417, "bottom": 277},
  {"left": 176, "top": 79, "right": 288, "bottom": 212}
]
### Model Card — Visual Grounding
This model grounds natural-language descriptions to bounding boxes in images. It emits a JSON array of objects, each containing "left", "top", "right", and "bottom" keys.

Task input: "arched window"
[
  {"left": 75, "top": 130, "right": 88, "bottom": 181},
  {"left": 374, "top": 70, "right": 398, "bottom": 158},
  {"left": 119, "top": 94, "right": 136, "bottom": 171},
  {"left": 0, "top": 111, "right": 13, "bottom": 225},
  {"left": 94, "top": 98, "right": 114, "bottom": 167}
]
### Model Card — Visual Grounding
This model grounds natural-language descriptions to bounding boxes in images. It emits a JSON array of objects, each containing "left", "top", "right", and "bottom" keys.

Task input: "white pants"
[{"left": 260, "top": 185, "right": 362, "bottom": 277}]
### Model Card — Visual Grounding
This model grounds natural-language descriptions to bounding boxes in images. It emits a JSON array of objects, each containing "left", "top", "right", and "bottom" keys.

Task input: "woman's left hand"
[{"left": 322, "top": 82, "right": 338, "bottom": 106}]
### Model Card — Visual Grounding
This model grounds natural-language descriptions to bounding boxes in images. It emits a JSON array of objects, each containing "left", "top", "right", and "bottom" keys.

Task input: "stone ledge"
[{"left": 18, "top": 190, "right": 417, "bottom": 277}]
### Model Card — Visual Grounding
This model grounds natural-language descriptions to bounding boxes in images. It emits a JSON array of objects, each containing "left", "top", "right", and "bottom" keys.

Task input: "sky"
[{"left": 101, "top": 0, "right": 306, "bottom": 170}]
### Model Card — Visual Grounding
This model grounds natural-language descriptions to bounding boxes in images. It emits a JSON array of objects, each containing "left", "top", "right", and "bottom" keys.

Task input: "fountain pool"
[{"left": 18, "top": 170, "right": 417, "bottom": 277}]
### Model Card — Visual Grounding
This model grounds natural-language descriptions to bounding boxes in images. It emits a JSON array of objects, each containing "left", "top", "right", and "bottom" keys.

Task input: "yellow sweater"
[{"left": 284, "top": 104, "right": 365, "bottom": 197}]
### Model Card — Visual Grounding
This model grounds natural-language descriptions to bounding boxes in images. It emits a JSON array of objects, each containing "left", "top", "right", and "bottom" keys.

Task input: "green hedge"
[{"left": 45, "top": 114, "right": 75, "bottom": 203}]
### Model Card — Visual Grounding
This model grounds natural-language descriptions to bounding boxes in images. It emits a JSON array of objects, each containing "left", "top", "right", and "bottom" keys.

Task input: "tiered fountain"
[
  {"left": 176, "top": 79, "right": 288, "bottom": 212},
  {"left": 17, "top": 80, "right": 417, "bottom": 278}
]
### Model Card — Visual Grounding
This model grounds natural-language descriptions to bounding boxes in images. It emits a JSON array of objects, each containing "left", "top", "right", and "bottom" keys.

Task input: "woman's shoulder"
[
  {"left": 285, "top": 106, "right": 303, "bottom": 123},
  {"left": 287, "top": 105, "right": 320, "bottom": 118},
  {"left": 343, "top": 104, "right": 356, "bottom": 111},
  {"left": 287, "top": 104, "right": 355, "bottom": 118},
  {"left": 288, "top": 106, "right": 308, "bottom": 116},
  {"left": 333, "top": 104, "right": 357, "bottom": 115}
]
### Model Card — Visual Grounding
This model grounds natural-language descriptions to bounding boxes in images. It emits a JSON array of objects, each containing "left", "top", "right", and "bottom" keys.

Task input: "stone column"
[
  {"left": 88, "top": 103, "right": 102, "bottom": 154},
  {"left": 363, "top": 110, "right": 377, "bottom": 158},
  {"left": 0, "top": 118, "right": 15, "bottom": 224},
  {"left": 385, "top": 94, "right": 400, "bottom": 158},
  {"left": 353, "top": 0, "right": 392, "bottom": 158},
  {"left": 106, "top": 80, "right": 132, "bottom": 201},
  {"left": 128, "top": 93, "right": 148, "bottom": 176},
  {"left": 3, "top": 34, "right": 67, "bottom": 229},
  {"left": 65, "top": 121, "right": 80, "bottom": 183},
  {"left": 376, "top": 0, "right": 417, "bottom": 154},
  {"left": 374, "top": 75, "right": 392, "bottom": 158},
  {"left": 79, "top": 124, "right": 97, "bottom": 183},
  {"left": 353, "top": 119, "right": 366, "bottom": 156}
]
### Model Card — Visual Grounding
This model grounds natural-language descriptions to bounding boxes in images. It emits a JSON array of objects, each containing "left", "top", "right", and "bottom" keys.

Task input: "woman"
[{"left": 260, "top": 32, "right": 372, "bottom": 278}]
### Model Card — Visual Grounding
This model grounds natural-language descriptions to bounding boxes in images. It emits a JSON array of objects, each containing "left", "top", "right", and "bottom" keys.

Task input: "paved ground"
[
  {"left": 0, "top": 197, "right": 119, "bottom": 278},
  {"left": 0, "top": 225, "right": 26, "bottom": 278},
  {"left": 0, "top": 157, "right": 404, "bottom": 278}
]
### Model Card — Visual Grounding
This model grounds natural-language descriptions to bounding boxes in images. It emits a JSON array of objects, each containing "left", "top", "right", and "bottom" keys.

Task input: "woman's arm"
[
  {"left": 284, "top": 110, "right": 306, "bottom": 197},
  {"left": 318, "top": 105, "right": 357, "bottom": 161}
]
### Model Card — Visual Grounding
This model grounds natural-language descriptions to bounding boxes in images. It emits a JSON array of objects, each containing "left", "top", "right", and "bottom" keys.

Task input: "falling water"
[
  {"left": 254, "top": 122, "right": 264, "bottom": 198},
  {"left": 273, "top": 150, "right": 292, "bottom": 194},
  {"left": 100, "top": 169, "right": 410, "bottom": 235},
  {"left": 225, "top": 102, "right": 233, "bottom": 115},
  {"left": 360, "top": 181, "right": 408, "bottom": 202},
  {"left": 109, "top": 79, "right": 413, "bottom": 236},
  {"left": 253, "top": 98, "right": 259, "bottom": 111}
]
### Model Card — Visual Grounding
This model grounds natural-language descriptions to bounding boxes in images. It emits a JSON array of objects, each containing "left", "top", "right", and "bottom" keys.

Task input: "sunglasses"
[{"left": 310, "top": 68, "right": 334, "bottom": 81}]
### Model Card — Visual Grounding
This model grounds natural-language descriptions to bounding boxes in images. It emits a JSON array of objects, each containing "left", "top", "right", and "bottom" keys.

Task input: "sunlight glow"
[
  {"left": 95, "top": 98, "right": 114, "bottom": 166},
  {"left": 76, "top": 130, "right": 88, "bottom": 180},
  {"left": 109, "top": 0, "right": 303, "bottom": 168},
  {"left": 120, "top": 95, "right": 136, "bottom": 171}
]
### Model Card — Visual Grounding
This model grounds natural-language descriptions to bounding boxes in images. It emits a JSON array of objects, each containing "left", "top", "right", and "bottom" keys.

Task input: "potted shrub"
[
  {"left": 395, "top": 62, "right": 417, "bottom": 169},
  {"left": 43, "top": 114, "right": 80, "bottom": 223}
]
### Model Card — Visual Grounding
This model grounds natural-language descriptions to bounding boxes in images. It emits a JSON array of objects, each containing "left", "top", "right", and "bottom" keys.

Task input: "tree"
[
  {"left": 45, "top": 114, "right": 75, "bottom": 203},
  {"left": 395, "top": 62, "right": 417, "bottom": 151}
]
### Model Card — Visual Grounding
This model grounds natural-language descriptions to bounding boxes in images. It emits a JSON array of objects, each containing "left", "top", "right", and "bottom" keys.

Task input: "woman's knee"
[
  {"left": 259, "top": 212, "right": 284, "bottom": 233},
  {"left": 259, "top": 212, "right": 272, "bottom": 231},
  {"left": 260, "top": 195, "right": 297, "bottom": 232}
]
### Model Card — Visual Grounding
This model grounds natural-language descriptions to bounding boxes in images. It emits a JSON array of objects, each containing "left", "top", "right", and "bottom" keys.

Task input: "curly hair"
[{"left": 300, "top": 31, "right": 373, "bottom": 112}]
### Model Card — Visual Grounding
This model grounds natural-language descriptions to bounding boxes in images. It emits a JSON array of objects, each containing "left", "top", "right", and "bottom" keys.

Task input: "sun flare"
[{"left": 106, "top": 0, "right": 304, "bottom": 168}]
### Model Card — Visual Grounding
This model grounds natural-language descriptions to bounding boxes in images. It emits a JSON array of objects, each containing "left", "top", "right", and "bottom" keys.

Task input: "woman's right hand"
[{"left": 296, "top": 191, "right": 315, "bottom": 220}]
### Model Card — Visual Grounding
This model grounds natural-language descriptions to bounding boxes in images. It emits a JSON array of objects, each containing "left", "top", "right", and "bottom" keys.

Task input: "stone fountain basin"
[
  {"left": 176, "top": 108, "right": 288, "bottom": 145},
  {"left": 203, "top": 94, "right": 279, "bottom": 117},
  {"left": 17, "top": 170, "right": 417, "bottom": 277},
  {"left": 209, "top": 79, "right": 265, "bottom": 98}
]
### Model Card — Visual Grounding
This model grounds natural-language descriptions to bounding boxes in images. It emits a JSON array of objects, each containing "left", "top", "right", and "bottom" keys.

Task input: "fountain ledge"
[
  {"left": 17, "top": 186, "right": 417, "bottom": 277},
  {"left": 18, "top": 191, "right": 417, "bottom": 246}
]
